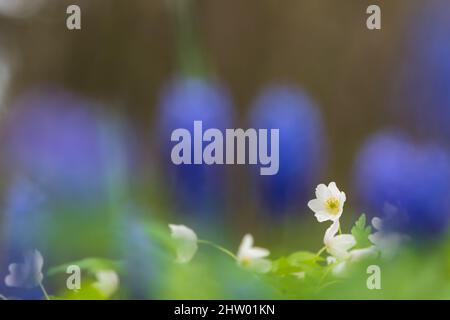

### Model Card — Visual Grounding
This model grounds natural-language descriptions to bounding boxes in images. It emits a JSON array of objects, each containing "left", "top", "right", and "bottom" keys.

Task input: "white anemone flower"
[
  {"left": 324, "top": 221, "right": 378, "bottom": 276},
  {"left": 308, "top": 182, "right": 346, "bottom": 223},
  {"left": 92, "top": 270, "right": 119, "bottom": 298},
  {"left": 4, "top": 250, "right": 44, "bottom": 288},
  {"left": 326, "top": 246, "right": 378, "bottom": 276},
  {"left": 323, "top": 220, "right": 356, "bottom": 260},
  {"left": 169, "top": 224, "right": 198, "bottom": 263},
  {"left": 236, "top": 234, "right": 272, "bottom": 274}
]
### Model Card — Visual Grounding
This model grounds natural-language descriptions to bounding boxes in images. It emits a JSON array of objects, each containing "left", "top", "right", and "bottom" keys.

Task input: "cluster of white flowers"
[
  {"left": 169, "top": 181, "right": 405, "bottom": 278},
  {"left": 308, "top": 182, "right": 405, "bottom": 276},
  {"left": 169, "top": 225, "right": 272, "bottom": 273}
]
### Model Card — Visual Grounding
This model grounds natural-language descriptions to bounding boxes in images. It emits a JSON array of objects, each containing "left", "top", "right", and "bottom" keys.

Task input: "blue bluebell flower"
[
  {"left": 249, "top": 85, "right": 325, "bottom": 215},
  {"left": 397, "top": 0, "right": 450, "bottom": 141},
  {"left": 0, "top": 88, "right": 134, "bottom": 298},
  {"left": 157, "top": 76, "right": 233, "bottom": 215},
  {"left": 2, "top": 88, "right": 110, "bottom": 205},
  {"left": 353, "top": 131, "right": 450, "bottom": 237}
]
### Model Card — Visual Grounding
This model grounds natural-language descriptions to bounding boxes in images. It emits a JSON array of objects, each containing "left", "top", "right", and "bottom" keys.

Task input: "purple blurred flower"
[
  {"left": 354, "top": 131, "right": 450, "bottom": 237},
  {"left": 0, "top": 88, "right": 135, "bottom": 298},
  {"left": 157, "top": 76, "right": 233, "bottom": 215},
  {"left": 396, "top": 0, "right": 450, "bottom": 141},
  {"left": 249, "top": 85, "right": 326, "bottom": 215},
  {"left": 1, "top": 87, "right": 135, "bottom": 206},
  {"left": 2, "top": 88, "right": 108, "bottom": 203}
]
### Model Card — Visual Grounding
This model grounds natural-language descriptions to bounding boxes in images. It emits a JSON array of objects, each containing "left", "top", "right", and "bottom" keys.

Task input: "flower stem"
[
  {"left": 198, "top": 239, "right": 238, "bottom": 260},
  {"left": 316, "top": 246, "right": 327, "bottom": 258},
  {"left": 39, "top": 283, "right": 50, "bottom": 300}
]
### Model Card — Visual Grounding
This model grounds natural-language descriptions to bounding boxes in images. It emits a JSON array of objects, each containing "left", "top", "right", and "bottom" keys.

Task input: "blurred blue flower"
[
  {"left": 0, "top": 178, "right": 48, "bottom": 300},
  {"left": 157, "top": 76, "right": 233, "bottom": 215},
  {"left": 354, "top": 131, "right": 450, "bottom": 237},
  {"left": 0, "top": 88, "right": 135, "bottom": 298},
  {"left": 2, "top": 88, "right": 109, "bottom": 205},
  {"left": 1, "top": 87, "right": 135, "bottom": 207},
  {"left": 3, "top": 177, "right": 49, "bottom": 251},
  {"left": 397, "top": 0, "right": 450, "bottom": 141},
  {"left": 249, "top": 85, "right": 326, "bottom": 215}
]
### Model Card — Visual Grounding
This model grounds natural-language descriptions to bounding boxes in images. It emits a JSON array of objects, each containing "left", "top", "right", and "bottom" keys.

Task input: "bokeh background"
[{"left": 1, "top": 0, "right": 450, "bottom": 299}]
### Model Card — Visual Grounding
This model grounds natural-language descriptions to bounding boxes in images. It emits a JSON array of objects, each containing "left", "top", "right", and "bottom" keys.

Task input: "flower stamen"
[{"left": 325, "top": 197, "right": 340, "bottom": 215}]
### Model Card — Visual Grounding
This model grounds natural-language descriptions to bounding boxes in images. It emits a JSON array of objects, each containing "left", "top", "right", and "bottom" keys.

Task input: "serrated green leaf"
[{"left": 351, "top": 213, "right": 373, "bottom": 249}]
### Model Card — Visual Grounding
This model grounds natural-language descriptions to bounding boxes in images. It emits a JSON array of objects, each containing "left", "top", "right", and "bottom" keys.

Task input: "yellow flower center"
[
  {"left": 325, "top": 197, "right": 340, "bottom": 215},
  {"left": 241, "top": 257, "right": 252, "bottom": 267}
]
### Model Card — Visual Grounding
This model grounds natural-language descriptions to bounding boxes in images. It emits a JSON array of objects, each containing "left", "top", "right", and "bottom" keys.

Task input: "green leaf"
[
  {"left": 271, "top": 251, "right": 324, "bottom": 277},
  {"left": 271, "top": 257, "right": 302, "bottom": 276},
  {"left": 288, "top": 251, "right": 323, "bottom": 266},
  {"left": 351, "top": 213, "right": 373, "bottom": 249}
]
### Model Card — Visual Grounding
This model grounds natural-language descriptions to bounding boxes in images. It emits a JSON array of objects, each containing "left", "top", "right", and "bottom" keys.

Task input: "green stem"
[
  {"left": 198, "top": 239, "right": 238, "bottom": 260},
  {"left": 338, "top": 225, "right": 342, "bottom": 235},
  {"left": 39, "top": 283, "right": 50, "bottom": 300},
  {"left": 315, "top": 246, "right": 327, "bottom": 258}
]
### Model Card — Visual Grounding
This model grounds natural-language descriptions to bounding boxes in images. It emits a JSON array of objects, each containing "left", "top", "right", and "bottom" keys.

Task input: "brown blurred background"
[{"left": 0, "top": 0, "right": 417, "bottom": 186}]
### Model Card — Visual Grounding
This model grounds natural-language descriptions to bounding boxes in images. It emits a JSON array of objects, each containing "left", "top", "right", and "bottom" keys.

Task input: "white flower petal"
[
  {"left": 236, "top": 234, "right": 271, "bottom": 272},
  {"left": 339, "top": 191, "right": 346, "bottom": 205},
  {"left": 327, "top": 234, "right": 356, "bottom": 260},
  {"left": 307, "top": 199, "right": 324, "bottom": 213},
  {"left": 371, "top": 217, "right": 383, "bottom": 231},
  {"left": 332, "top": 234, "right": 356, "bottom": 251},
  {"left": 246, "top": 247, "right": 270, "bottom": 260},
  {"left": 246, "top": 259, "right": 272, "bottom": 274},
  {"left": 315, "top": 211, "right": 334, "bottom": 223},
  {"left": 92, "top": 270, "right": 119, "bottom": 298},
  {"left": 332, "top": 261, "right": 347, "bottom": 276},
  {"left": 328, "top": 182, "right": 340, "bottom": 198},
  {"left": 237, "top": 234, "right": 254, "bottom": 260},
  {"left": 324, "top": 220, "right": 340, "bottom": 244},
  {"left": 326, "top": 256, "right": 337, "bottom": 265},
  {"left": 368, "top": 232, "right": 381, "bottom": 246},
  {"left": 169, "top": 224, "right": 198, "bottom": 263},
  {"left": 349, "top": 246, "right": 378, "bottom": 262},
  {"left": 315, "top": 184, "right": 331, "bottom": 202}
]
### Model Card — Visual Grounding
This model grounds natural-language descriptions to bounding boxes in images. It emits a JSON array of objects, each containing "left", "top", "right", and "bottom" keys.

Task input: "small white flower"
[
  {"left": 92, "top": 270, "right": 119, "bottom": 298},
  {"left": 349, "top": 246, "right": 378, "bottom": 262},
  {"left": 237, "top": 234, "right": 272, "bottom": 274},
  {"left": 326, "top": 245, "right": 378, "bottom": 276},
  {"left": 308, "top": 182, "right": 346, "bottom": 223},
  {"left": 369, "top": 217, "right": 406, "bottom": 259},
  {"left": 169, "top": 224, "right": 198, "bottom": 263},
  {"left": 324, "top": 221, "right": 378, "bottom": 276},
  {"left": 4, "top": 250, "right": 44, "bottom": 289},
  {"left": 323, "top": 220, "right": 356, "bottom": 260},
  {"left": 326, "top": 256, "right": 347, "bottom": 276}
]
